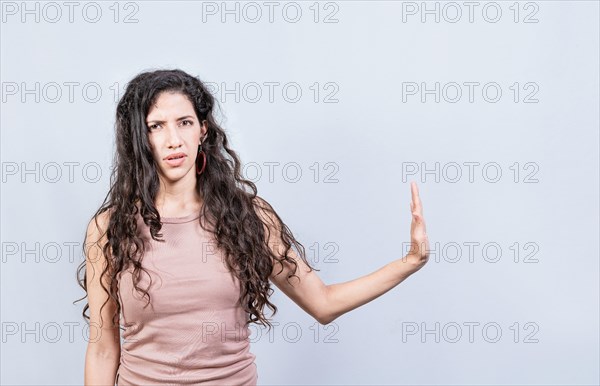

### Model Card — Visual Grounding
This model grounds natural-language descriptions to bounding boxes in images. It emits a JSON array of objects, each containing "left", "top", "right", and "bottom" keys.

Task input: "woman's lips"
[{"left": 165, "top": 155, "right": 186, "bottom": 167}]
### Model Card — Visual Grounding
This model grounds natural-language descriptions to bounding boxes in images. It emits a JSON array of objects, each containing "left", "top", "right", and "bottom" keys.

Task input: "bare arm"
[
  {"left": 323, "top": 257, "right": 421, "bottom": 324},
  {"left": 323, "top": 182, "right": 430, "bottom": 322},
  {"left": 83, "top": 211, "right": 121, "bottom": 385},
  {"left": 258, "top": 182, "right": 430, "bottom": 325}
]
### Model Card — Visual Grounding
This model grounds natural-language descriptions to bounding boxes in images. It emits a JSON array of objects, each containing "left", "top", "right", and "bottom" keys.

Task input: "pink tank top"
[{"left": 116, "top": 210, "right": 258, "bottom": 385}]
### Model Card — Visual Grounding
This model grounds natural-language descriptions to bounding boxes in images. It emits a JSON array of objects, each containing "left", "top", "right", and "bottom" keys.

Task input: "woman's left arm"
[{"left": 262, "top": 181, "right": 430, "bottom": 325}]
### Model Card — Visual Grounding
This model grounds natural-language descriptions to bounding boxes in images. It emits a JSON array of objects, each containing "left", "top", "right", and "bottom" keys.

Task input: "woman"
[{"left": 75, "top": 68, "right": 430, "bottom": 385}]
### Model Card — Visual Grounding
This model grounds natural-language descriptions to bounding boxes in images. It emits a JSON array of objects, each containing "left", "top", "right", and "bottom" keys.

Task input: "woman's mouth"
[{"left": 164, "top": 154, "right": 187, "bottom": 167}]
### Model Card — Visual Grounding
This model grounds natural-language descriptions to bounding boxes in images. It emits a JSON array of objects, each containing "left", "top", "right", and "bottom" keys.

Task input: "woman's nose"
[{"left": 166, "top": 124, "right": 183, "bottom": 147}]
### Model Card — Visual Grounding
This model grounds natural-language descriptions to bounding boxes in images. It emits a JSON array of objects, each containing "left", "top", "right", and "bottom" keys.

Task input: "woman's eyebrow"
[{"left": 146, "top": 115, "right": 195, "bottom": 124}]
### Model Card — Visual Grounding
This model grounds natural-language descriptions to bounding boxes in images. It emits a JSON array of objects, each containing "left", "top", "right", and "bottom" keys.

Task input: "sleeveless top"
[{"left": 116, "top": 210, "right": 258, "bottom": 385}]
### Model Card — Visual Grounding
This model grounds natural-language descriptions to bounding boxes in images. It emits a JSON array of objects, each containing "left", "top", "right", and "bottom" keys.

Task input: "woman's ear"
[{"left": 200, "top": 119, "right": 208, "bottom": 140}]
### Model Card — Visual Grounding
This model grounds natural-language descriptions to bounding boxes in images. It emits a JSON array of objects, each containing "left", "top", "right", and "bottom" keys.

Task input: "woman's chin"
[{"left": 158, "top": 168, "right": 193, "bottom": 182}]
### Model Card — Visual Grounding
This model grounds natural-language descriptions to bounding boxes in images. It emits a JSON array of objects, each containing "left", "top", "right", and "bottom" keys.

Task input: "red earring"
[{"left": 196, "top": 142, "right": 207, "bottom": 175}]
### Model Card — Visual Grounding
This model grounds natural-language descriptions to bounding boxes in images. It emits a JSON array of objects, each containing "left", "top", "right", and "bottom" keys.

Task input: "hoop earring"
[{"left": 196, "top": 142, "right": 207, "bottom": 175}]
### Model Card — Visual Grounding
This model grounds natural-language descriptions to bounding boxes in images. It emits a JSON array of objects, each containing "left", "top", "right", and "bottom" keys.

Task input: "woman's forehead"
[{"left": 147, "top": 92, "right": 196, "bottom": 119}]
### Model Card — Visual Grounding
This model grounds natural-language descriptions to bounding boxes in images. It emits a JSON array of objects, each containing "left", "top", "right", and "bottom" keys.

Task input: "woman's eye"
[{"left": 147, "top": 121, "right": 191, "bottom": 130}]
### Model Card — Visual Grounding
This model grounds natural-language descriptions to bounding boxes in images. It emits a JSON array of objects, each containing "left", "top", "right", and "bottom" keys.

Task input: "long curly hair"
[{"left": 74, "top": 68, "right": 317, "bottom": 331}]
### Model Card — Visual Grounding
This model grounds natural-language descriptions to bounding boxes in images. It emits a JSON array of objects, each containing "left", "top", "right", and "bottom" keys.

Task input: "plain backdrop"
[{"left": 1, "top": 1, "right": 598, "bottom": 385}]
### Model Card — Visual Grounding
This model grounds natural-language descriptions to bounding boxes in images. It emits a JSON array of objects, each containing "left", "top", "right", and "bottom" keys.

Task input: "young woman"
[{"left": 75, "top": 69, "right": 430, "bottom": 385}]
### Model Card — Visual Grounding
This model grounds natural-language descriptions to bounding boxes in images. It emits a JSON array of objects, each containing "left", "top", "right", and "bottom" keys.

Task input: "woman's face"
[{"left": 145, "top": 91, "right": 207, "bottom": 184}]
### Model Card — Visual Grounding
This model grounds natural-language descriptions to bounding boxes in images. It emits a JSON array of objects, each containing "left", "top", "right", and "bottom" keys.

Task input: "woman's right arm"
[{"left": 84, "top": 211, "right": 121, "bottom": 385}]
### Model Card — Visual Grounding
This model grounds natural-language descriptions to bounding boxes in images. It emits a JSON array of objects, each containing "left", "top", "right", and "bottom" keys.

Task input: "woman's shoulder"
[
  {"left": 251, "top": 194, "right": 273, "bottom": 212},
  {"left": 86, "top": 208, "right": 113, "bottom": 243}
]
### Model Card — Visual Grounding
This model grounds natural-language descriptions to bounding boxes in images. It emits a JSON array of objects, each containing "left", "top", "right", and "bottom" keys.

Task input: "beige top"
[{"left": 116, "top": 210, "right": 258, "bottom": 385}]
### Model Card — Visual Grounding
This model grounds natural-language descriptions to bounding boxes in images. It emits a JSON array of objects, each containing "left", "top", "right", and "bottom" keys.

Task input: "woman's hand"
[{"left": 404, "top": 181, "right": 430, "bottom": 272}]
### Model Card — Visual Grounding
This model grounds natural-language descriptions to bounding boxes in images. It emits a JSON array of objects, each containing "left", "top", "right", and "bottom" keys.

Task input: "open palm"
[{"left": 406, "top": 181, "right": 430, "bottom": 271}]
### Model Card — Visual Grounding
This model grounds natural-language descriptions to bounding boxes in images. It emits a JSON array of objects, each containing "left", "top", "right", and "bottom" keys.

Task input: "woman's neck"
[{"left": 133, "top": 193, "right": 203, "bottom": 217}]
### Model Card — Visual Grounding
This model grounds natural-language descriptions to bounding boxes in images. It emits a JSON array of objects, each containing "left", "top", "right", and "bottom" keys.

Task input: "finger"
[
  {"left": 410, "top": 183, "right": 428, "bottom": 235},
  {"left": 412, "top": 211, "right": 423, "bottom": 230},
  {"left": 411, "top": 182, "right": 424, "bottom": 218},
  {"left": 411, "top": 204, "right": 427, "bottom": 234},
  {"left": 419, "top": 216, "right": 427, "bottom": 235},
  {"left": 411, "top": 182, "right": 422, "bottom": 212},
  {"left": 410, "top": 203, "right": 421, "bottom": 234}
]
